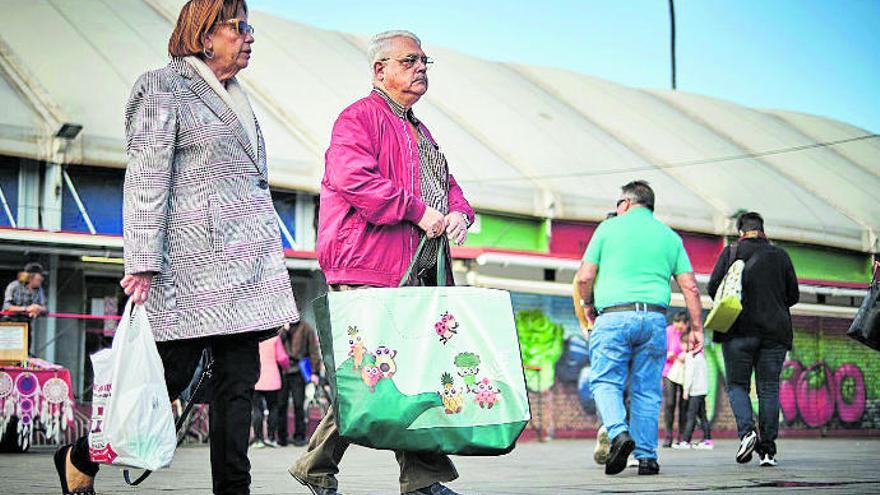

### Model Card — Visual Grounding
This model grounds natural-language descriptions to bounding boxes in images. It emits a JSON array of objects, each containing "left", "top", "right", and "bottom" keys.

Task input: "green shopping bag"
[
  {"left": 705, "top": 244, "right": 745, "bottom": 333},
  {"left": 314, "top": 238, "right": 530, "bottom": 455}
]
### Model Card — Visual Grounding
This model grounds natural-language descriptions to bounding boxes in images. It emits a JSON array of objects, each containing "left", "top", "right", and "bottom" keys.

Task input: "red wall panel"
[{"left": 551, "top": 220, "right": 723, "bottom": 273}]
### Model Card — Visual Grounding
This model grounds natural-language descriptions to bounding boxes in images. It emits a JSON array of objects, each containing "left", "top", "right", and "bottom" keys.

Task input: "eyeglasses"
[
  {"left": 219, "top": 18, "right": 255, "bottom": 35},
  {"left": 616, "top": 198, "right": 629, "bottom": 208},
  {"left": 380, "top": 55, "right": 434, "bottom": 70}
]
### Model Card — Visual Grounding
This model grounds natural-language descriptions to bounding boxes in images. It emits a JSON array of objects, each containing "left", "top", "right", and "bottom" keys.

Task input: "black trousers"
[
  {"left": 252, "top": 389, "right": 281, "bottom": 442},
  {"left": 682, "top": 395, "right": 711, "bottom": 443},
  {"left": 662, "top": 377, "right": 688, "bottom": 441},
  {"left": 278, "top": 371, "right": 307, "bottom": 442},
  {"left": 70, "top": 331, "right": 264, "bottom": 495},
  {"left": 722, "top": 336, "right": 787, "bottom": 457}
]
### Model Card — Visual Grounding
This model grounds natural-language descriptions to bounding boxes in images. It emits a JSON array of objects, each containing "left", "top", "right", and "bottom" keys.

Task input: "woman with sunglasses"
[{"left": 53, "top": 2, "right": 299, "bottom": 494}]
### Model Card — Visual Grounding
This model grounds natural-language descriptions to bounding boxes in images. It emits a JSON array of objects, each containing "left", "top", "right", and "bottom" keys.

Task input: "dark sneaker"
[
  {"left": 638, "top": 458, "right": 660, "bottom": 475},
  {"left": 292, "top": 437, "right": 309, "bottom": 447},
  {"left": 605, "top": 431, "right": 636, "bottom": 475},
  {"left": 736, "top": 429, "right": 758, "bottom": 464},
  {"left": 759, "top": 453, "right": 778, "bottom": 467},
  {"left": 402, "top": 483, "right": 462, "bottom": 495},
  {"left": 291, "top": 472, "right": 343, "bottom": 495},
  {"left": 662, "top": 436, "right": 673, "bottom": 448}
]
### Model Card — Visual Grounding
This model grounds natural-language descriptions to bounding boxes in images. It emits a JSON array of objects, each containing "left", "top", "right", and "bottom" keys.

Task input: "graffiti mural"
[
  {"left": 780, "top": 327, "right": 879, "bottom": 429},
  {"left": 510, "top": 291, "right": 880, "bottom": 435}
]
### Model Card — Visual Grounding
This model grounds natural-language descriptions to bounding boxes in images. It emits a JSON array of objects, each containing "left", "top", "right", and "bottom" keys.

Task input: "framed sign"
[{"left": 0, "top": 322, "right": 28, "bottom": 364}]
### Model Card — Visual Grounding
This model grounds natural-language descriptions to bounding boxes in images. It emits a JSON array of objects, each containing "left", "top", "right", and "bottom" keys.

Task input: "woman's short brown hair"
[{"left": 168, "top": 0, "right": 248, "bottom": 58}]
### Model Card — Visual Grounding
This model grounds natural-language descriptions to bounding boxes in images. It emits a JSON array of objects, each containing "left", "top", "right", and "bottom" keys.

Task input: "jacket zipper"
[{"left": 402, "top": 116, "right": 417, "bottom": 285}]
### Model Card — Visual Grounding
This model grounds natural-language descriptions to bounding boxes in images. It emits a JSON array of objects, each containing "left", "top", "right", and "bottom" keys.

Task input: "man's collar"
[
  {"left": 625, "top": 206, "right": 653, "bottom": 217},
  {"left": 372, "top": 87, "right": 420, "bottom": 124}
]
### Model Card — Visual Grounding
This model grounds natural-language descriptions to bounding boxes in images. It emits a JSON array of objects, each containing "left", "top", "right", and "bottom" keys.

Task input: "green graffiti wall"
[
  {"left": 774, "top": 241, "right": 872, "bottom": 284},
  {"left": 464, "top": 213, "right": 549, "bottom": 252},
  {"left": 701, "top": 325, "right": 878, "bottom": 432},
  {"left": 511, "top": 292, "right": 878, "bottom": 436}
]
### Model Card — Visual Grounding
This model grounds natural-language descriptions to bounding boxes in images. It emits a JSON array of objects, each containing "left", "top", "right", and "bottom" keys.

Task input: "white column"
[
  {"left": 294, "top": 192, "right": 316, "bottom": 251},
  {"left": 17, "top": 160, "right": 40, "bottom": 228},
  {"left": 41, "top": 163, "right": 63, "bottom": 231}
]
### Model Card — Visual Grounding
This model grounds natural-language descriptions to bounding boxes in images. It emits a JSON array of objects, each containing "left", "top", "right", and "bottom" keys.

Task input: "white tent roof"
[{"left": 1, "top": 0, "right": 876, "bottom": 252}]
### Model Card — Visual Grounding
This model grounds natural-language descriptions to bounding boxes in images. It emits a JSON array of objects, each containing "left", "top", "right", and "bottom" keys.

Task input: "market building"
[{"left": 1, "top": 0, "right": 876, "bottom": 439}]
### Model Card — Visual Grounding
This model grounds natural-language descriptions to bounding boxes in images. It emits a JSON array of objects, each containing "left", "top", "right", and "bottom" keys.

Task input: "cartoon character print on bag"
[
  {"left": 454, "top": 352, "right": 481, "bottom": 392},
  {"left": 434, "top": 311, "right": 459, "bottom": 345},
  {"left": 347, "top": 326, "right": 368, "bottom": 370},
  {"left": 474, "top": 376, "right": 501, "bottom": 409},
  {"left": 373, "top": 346, "right": 398, "bottom": 379},
  {"left": 361, "top": 365, "right": 382, "bottom": 393},
  {"left": 438, "top": 372, "right": 464, "bottom": 414}
]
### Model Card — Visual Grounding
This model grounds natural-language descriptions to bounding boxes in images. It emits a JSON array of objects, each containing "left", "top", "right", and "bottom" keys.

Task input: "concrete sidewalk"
[{"left": 3, "top": 438, "right": 879, "bottom": 494}]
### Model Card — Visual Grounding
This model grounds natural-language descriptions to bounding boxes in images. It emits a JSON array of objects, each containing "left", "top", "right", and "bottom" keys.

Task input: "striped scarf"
[{"left": 373, "top": 89, "right": 449, "bottom": 277}]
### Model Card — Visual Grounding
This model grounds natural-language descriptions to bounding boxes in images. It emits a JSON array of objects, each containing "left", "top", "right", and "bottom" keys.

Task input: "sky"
[{"left": 248, "top": 0, "right": 880, "bottom": 134}]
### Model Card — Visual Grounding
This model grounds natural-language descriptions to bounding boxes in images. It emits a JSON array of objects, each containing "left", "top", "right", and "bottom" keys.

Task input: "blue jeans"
[
  {"left": 589, "top": 311, "right": 667, "bottom": 460},
  {"left": 722, "top": 336, "right": 787, "bottom": 456}
]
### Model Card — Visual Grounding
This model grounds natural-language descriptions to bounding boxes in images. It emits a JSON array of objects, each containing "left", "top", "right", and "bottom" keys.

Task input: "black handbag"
[{"left": 847, "top": 266, "right": 880, "bottom": 351}]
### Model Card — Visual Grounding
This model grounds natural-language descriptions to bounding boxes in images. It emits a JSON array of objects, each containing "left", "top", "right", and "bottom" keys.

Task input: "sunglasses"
[{"left": 219, "top": 18, "right": 255, "bottom": 35}]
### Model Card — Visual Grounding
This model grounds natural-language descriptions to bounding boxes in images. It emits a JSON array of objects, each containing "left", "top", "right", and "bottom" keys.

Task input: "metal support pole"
[
  {"left": 62, "top": 169, "right": 96, "bottom": 234},
  {"left": 43, "top": 254, "right": 59, "bottom": 362},
  {"left": 274, "top": 209, "right": 299, "bottom": 250},
  {"left": 0, "top": 181, "right": 16, "bottom": 227}
]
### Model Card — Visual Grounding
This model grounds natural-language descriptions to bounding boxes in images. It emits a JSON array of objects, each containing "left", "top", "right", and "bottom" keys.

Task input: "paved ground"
[{"left": 3, "top": 438, "right": 880, "bottom": 494}]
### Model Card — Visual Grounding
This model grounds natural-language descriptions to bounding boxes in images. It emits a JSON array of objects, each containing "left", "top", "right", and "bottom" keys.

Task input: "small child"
[{"left": 677, "top": 334, "right": 713, "bottom": 449}]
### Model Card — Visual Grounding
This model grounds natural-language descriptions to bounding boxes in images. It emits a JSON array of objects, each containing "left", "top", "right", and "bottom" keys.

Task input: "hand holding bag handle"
[{"left": 398, "top": 235, "right": 450, "bottom": 287}]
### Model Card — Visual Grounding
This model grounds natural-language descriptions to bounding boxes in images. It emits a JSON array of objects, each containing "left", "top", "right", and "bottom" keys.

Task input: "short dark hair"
[
  {"left": 24, "top": 262, "right": 44, "bottom": 275},
  {"left": 672, "top": 310, "right": 689, "bottom": 323},
  {"left": 737, "top": 211, "right": 764, "bottom": 233},
  {"left": 621, "top": 180, "right": 655, "bottom": 211}
]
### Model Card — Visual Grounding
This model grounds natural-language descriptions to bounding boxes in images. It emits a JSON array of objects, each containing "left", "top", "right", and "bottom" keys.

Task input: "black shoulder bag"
[{"left": 847, "top": 264, "right": 880, "bottom": 351}]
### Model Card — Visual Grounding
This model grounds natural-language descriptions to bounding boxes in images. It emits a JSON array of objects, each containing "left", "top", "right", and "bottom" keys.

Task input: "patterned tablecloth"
[{"left": 0, "top": 359, "right": 75, "bottom": 452}]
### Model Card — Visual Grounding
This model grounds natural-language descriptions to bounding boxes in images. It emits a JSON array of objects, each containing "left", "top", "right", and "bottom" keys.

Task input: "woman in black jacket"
[{"left": 708, "top": 212, "right": 798, "bottom": 468}]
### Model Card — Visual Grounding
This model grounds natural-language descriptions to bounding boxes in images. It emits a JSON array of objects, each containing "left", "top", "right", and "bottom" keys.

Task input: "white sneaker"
[
  {"left": 251, "top": 440, "right": 267, "bottom": 449},
  {"left": 693, "top": 440, "right": 715, "bottom": 450},
  {"left": 759, "top": 453, "right": 778, "bottom": 467},
  {"left": 671, "top": 441, "right": 691, "bottom": 449},
  {"left": 263, "top": 439, "right": 280, "bottom": 448},
  {"left": 627, "top": 456, "right": 639, "bottom": 468},
  {"left": 593, "top": 425, "right": 610, "bottom": 465},
  {"left": 736, "top": 429, "right": 758, "bottom": 464}
]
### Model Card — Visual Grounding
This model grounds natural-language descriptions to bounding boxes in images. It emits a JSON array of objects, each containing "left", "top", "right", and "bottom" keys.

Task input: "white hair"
[{"left": 367, "top": 30, "right": 421, "bottom": 65}]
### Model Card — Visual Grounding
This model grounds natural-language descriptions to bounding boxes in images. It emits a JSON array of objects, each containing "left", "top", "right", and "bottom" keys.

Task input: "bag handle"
[
  {"left": 398, "top": 235, "right": 450, "bottom": 287},
  {"left": 728, "top": 242, "right": 739, "bottom": 270},
  {"left": 122, "top": 355, "right": 215, "bottom": 486},
  {"left": 715, "top": 242, "right": 740, "bottom": 300}
]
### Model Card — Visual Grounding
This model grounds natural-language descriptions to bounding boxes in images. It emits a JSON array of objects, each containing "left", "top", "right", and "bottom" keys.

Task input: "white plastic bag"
[{"left": 88, "top": 299, "right": 176, "bottom": 471}]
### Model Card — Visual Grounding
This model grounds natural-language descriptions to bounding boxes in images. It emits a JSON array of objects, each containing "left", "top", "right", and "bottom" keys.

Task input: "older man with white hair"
[{"left": 289, "top": 30, "right": 474, "bottom": 495}]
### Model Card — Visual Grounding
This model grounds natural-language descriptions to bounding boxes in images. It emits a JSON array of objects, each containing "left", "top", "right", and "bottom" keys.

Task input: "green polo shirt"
[{"left": 582, "top": 208, "right": 692, "bottom": 311}]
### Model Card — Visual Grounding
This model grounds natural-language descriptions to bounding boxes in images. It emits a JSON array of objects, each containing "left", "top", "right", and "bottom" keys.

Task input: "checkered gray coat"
[{"left": 123, "top": 58, "right": 299, "bottom": 341}]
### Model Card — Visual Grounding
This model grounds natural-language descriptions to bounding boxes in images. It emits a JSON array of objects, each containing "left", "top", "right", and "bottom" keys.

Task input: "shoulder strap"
[{"left": 729, "top": 242, "right": 739, "bottom": 266}]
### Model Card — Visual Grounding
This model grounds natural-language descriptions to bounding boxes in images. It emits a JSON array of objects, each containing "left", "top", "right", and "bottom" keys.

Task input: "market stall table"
[{"left": 0, "top": 358, "right": 75, "bottom": 452}]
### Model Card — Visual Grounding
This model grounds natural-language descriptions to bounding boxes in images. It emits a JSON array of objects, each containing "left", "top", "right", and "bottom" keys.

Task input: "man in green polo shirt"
[{"left": 575, "top": 180, "right": 704, "bottom": 476}]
